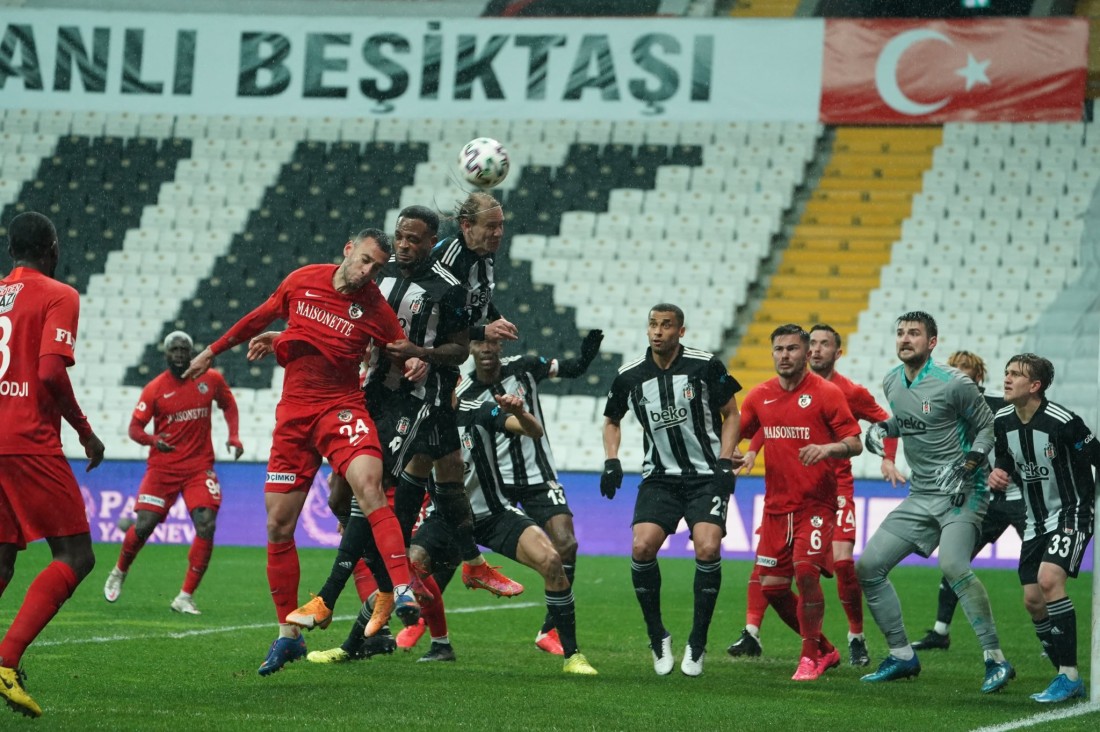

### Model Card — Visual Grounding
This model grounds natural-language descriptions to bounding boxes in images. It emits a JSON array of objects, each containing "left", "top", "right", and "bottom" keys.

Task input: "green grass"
[{"left": 1, "top": 543, "right": 1096, "bottom": 731}]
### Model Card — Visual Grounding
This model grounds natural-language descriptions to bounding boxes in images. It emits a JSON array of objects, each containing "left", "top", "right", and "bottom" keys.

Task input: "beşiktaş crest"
[
  {"left": 409, "top": 297, "right": 425, "bottom": 315},
  {"left": 397, "top": 417, "right": 411, "bottom": 435},
  {"left": 683, "top": 384, "right": 695, "bottom": 400},
  {"left": 922, "top": 399, "right": 932, "bottom": 414},
  {"left": 1044, "top": 443, "right": 1056, "bottom": 459}
]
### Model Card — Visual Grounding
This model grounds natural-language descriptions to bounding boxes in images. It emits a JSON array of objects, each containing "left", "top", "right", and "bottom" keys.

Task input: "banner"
[
  {"left": 0, "top": 10, "right": 822, "bottom": 121},
  {"left": 74, "top": 460, "right": 1050, "bottom": 571},
  {"left": 820, "top": 19, "right": 1087, "bottom": 123}
]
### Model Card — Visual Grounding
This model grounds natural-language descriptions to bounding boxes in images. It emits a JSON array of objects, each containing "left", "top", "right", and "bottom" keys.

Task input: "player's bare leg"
[{"left": 631, "top": 522, "right": 673, "bottom": 675}]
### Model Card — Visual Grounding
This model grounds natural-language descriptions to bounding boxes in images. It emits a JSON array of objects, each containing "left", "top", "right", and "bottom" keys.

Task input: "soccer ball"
[{"left": 459, "top": 137, "right": 510, "bottom": 189}]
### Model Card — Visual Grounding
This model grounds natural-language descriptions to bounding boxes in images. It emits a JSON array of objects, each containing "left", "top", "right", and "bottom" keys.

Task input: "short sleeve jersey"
[
  {"left": 828, "top": 370, "right": 890, "bottom": 496},
  {"left": 133, "top": 369, "right": 233, "bottom": 474},
  {"left": 604, "top": 345, "right": 740, "bottom": 478},
  {"left": 211, "top": 264, "right": 404, "bottom": 405},
  {"left": 457, "top": 355, "right": 558, "bottom": 486},
  {"left": 740, "top": 371, "right": 861, "bottom": 513},
  {"left": 0, "top": 268, "right": 80, "bottom": 456},
  {"left": 457, "top": 397, "right": 514, "bottom": 520},
  {"left": 993, "top": 399, "right": 1099, "bottom": 541},
  {"left": 881, "top": 360, "right": 994, "bottom": 493}
]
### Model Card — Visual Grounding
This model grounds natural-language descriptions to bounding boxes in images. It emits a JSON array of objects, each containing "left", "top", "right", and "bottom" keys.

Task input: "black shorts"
[
  {"left": 633, "top": 474, "right": 730, "bottom": 537},
  {"left": 502, "top": 480, "right": 573, "bottom": 527},
  {"left": 410, "top": 512, "right": 462, "bottom": 575},
  {"left": 473, "top": 506, "right": 537, "bottom": 560},
  {"left": 1018, "top": 529, "right": 1093, "bottom": 585},
  {"left": 369, "top": 389, "right": 460, "bottom": 478},
  {"left": 974, "top": 495, "right": 1027, "bottom": 555}
]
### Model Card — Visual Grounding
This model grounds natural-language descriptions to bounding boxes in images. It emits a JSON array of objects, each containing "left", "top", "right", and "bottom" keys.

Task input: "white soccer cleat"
[
  {"left": 103, "top": 568, "right": 127, "bottom": 603},
  {"left": 680, "top": 644, "right": 705, "bottom": 677},
  {"left": 170, "top": 593, "right": 201, "bottom": 615},
  {"left": 651, "top": 633, "right": 674, "bottom": 676}
]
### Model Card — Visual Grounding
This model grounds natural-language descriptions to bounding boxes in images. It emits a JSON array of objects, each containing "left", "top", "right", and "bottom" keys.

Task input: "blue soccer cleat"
[
  {"left": 861, "top": 653, "right": 921, "bottom": 683},
  {"left": 257, "top": 635, "right": 307, "bottom": 676},
  {"left": 393, "top": 586, "right": 421, "bottom": 628},
  {"left": 1031, "top": 673, "right": 1085, "bottom": 703},
  {"left": 981, "top": 659, "right": 1016, "bottom": 694}
]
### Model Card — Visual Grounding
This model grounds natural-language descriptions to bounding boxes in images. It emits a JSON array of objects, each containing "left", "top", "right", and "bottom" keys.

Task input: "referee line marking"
[
  {"left": 969, "top": 702, "right": 1100, "bottom": 732},
  {"left": 35, "top": 602, "right": 542, "bottom": 647}
]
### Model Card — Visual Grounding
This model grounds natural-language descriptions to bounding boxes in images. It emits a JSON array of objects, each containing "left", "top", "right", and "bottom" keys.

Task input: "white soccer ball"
[{"left": 458, "top": 137, "right": 510, "bottom": 189}]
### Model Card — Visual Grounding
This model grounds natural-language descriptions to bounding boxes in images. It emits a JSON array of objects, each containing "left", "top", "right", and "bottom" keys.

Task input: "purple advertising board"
[{"left": 72, "top": 460, "right": 1085, "bottom": 571}]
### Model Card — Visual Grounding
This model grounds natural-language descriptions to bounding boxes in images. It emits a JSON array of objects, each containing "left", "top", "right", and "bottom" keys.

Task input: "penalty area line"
[
  {"left": 969, "top": 701, "right": 1100, "bottom": 732},
  {"left": 36, "top": 601, "right": 542, "bottom": 647}
]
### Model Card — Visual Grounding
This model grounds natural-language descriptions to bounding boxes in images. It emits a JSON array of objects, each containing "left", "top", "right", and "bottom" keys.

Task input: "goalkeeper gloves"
[
  {"left": 934, "top": 451, "right": 985, "bottom": 495},
  {"left": 713, "top": 458, "right": 736, "bottom": 496},
  {"left": 865, "top": 422, "right": 889, "bottom": 457},
  {"left": 601, "top": 458, "right": 623, "bottom": 500}
]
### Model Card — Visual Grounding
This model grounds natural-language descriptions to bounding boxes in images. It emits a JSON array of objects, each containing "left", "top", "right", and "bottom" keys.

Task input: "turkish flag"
[{"left": 821, "top": 19, "right": 1087, "bottom": 123}]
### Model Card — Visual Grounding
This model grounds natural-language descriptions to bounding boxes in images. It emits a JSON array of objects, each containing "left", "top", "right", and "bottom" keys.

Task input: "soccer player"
[
  {"left": 183, "top": 228, "right": 421, "bottom": 676},
  {"left": 910, "top": 350, "right": 1028, "bottom": 652},
  {"left": 0, "top": 211, "right": 105, "bottom": 718},
  {"left": 601, "top": 304, "right": 742, "bottom": 677},
  {"left": 989, "top": 353, "right": 1098, "bottom": 703},
  {"left": 736, "top": 324, "right": 863, "bottom": 680},
  {"left": 729, "top": 323, "right": 896, "bottom": 667},
  {"left": 858, "top": 311, "right": 1014, "bottom": 693},
  {"left": 102, "top": 330, "right": 243, "bottom": 615},
  {"left": 407, "top": 391, "right": 599, "bottom": 675},
  {"left": 453, "top": 330, "right": 604, "bottom": 654}
]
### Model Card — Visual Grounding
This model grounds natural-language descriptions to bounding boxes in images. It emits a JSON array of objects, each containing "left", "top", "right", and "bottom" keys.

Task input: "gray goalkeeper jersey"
[{"left": 881, "top": 359, "right": 995, "bottom": 494}]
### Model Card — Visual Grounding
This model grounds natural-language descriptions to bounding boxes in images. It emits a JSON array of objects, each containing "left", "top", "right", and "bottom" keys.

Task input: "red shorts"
[
  {"left": 265, "top": 398, "right": 382, "bottom": 493},
  {"left": 135, "top": 467, "right": 222, "bottom": 518},
  {"left": 0, "top": 454, "right": 89, "bottom": 548},
  {"left": 755, "top": 503, "right": 835, "bottom": 578},
  {"left": 834, "top": 490, "right": 856, "bottom": 542}
]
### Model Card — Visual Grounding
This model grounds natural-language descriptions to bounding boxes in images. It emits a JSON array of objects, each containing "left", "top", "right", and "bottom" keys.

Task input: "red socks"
[
  {"left": 352, "top": 559, "right": 377, "bottom": 603},
  {"left": 266, "top": 540, "right": 299, "bottom": 624},
  {"left": 761, "top": 583, "right": 802, "bottom": 634},
  {"left": 745, "top": 565, "right": 768, "bottom": 628},
  {"left": 182, "top": 536, "right": 214, "bottom": 595},
  {"left": 834, "top": 559, "right": 863, "bottom": 634},
  {"left": 795, "top": 564, "right": 826, "bottom": 659},
  {"left": 418, "top": 574, "right": 448, "bottom": 637},
  {"left": 367, "top": 508, "right": 411, "bottom": 587},
  {"left": 0, "top": 562, "right": 79, "bottom": 667},
  {"left": 117, "top": 525, "right": 147, "bottom": 572}
]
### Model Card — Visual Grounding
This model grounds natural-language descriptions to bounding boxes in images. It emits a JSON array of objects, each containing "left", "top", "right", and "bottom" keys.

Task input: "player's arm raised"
[
  {"left": 496, "top": 393, "right": 543, "bottom": 438},
  {"left": 185, "top": 286, "right": 287, "bottom": 379}
]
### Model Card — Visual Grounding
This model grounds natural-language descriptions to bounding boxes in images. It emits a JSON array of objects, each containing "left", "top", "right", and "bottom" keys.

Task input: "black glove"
[
  {"left": 935, "top": 451, "right": 985, "bottom": 495},
  {"left": 600, "top": 458, "right": 623, "bottom": 500},
  {"left": 580, "top": 329, "right": 604, "bottom": 368},
  {"left": 864, "top": 422, "right": 889, "bottom": 457},
  {"left": 714, "top": 458, "right": 736, "bottom": 496}
]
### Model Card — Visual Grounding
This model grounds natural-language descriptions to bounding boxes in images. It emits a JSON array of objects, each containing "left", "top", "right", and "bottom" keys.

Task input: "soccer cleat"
[
  {"left": 397, "top": 618, "right": 427, "bottom": 651},
  {"left": 286, "top": 594, "right": 332, "bottom": 630},
  {"left": 257, "top": 635, "right": 307, "bottom": 676},
  {"left": 393, "top": 585, "right": 421, "bottom": 628},
  {"left": 535, "top": 628, "right": 565, "bottom": 656},
  {"left": 651, "top": 633, "right": 674, "bottom": 676},
  {"left": 103, "top": 568, "right": 127, "bottom": 603},
  {"left": 1031, "top": 673, "right": 1086, "bottom": 703},
  {"left": 792, "top": 656, "right": 823, "bottom": 681},
  {"left": 680, "top": 644, "right": 705, "bottom": 677},
  {"left": 563, "top": 652, "right": 598, "bottom": 675},
  {"left": 418, "top": 641, "right": 456, "bottom": 662},
  {"left": 817, "top": 648, "right": 842, "bottom": 675},
  {"left": 360, "top": 632, "right": 397, "bottom": 659},
  {"left": 849, "top": 637, "right": 871, "bottom": 667},
  {"left": 364, "top": 591, "right": 395, "bottom": 637},
  {"left": 727, "top": 628, "right": 762, "bottom": 658},
  {"left": 170, "top": 593, "right": 201, "bottom": 615},
  {"left": 861, "top": 654, "right": 921, "bottom": 683},
  {"left": 461, "top": 563, "right": 524, "bottom": 597},
  {"left": 0, "top": 666, "right": 41, "bottom": 718},
  {"left": 306, "top": 647, "right": 350, "bottom": 664},
  {"left": 981, "top": 659, "right": 1016, "bottom": 694},
  {"left": 911, "top": 629, "right": 950, "bottom": 651}
]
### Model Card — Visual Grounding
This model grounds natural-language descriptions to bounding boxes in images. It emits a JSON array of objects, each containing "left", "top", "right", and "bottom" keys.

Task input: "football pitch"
[{"left": 2, "top": 543, "right": 1096, "bottom": 731}]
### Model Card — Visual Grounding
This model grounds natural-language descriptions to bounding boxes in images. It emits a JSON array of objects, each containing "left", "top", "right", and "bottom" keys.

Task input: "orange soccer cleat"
[
  {"left": 286, "top": 594, "right": 332, "bottom": 630},
  {"left": 461, "top": 563, "right": 524, "bottom": 597},
  {"left": 364, "top": 591, "right": 395, "bottom": 637}
]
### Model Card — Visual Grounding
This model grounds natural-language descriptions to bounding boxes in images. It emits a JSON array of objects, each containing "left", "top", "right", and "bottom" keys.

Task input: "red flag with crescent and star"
[{"left": 820, "top": 19, "right": 1087, "bottom": 124}]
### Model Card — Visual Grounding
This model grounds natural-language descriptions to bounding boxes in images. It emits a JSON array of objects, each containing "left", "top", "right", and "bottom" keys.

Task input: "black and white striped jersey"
[
  {"left": 993, "top": 399, "right": 1099, "bottom": 541},
  {"left": 456, "top": 355, "right": 559, "bottom": 486},
  {"left": 366, "top": 258, "right": 468, "bottom": 402},
  {"left": 604, "top": 345, "right": 740, "bottom": 478},
  {"left": 456, "top": 398, "right": 515, "bottom": 520},
  {"left": 431, "top": 235, "right": 498, "bottom": 328}
]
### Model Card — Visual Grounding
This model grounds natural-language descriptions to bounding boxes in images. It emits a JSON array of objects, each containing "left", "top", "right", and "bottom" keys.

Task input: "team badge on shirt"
[
  {"left": 683, "top": 384, "right": 695, "bottom": 400},
  {"left": 396, "top": 417, "right": 410, "bottom": 435},
  {"left": 811, "top": 515, "right": 824, "bottom": 528},
  {"left": 837, "top": 496, "right": 847, "bottom": 508},
  {"left": 410, "top": 297, "right": 425, "bottom": 314},
  {"left": 348, "top": 303, "right": 363, "bottom": 320},
  {"left": 515, "top": 384, "right": 527, "bottom": 398},
  {"left": 1044, "top": 443, "right": 1056, "bottom": 459},
  {"left": 197, "top": 382, "right": 209, "bottom": 394},
  {"left": 798, "top": 394, "right": 812, "bottom": 408},
  {"left": 0, "top": 282, "right": 23, "bottom": 313},
  {"left": 462, "top": 432, "right": 473, "bottom": 450},
  {"left": 921, "top": 399, "right": 931, "bottom": 414},
  {"left": 337, "top": 410, "right": 353, "bottom": 422}
]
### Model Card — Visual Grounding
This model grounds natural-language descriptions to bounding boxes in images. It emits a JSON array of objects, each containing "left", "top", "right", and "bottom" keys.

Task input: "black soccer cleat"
[
  {"left": 727, "top": 628, "right": 762, "bottom": 658},
  {"left": 418, "top": 641, "right": 456, "bottom": 662},
  {"left": 910, "top": 629, "right": 950, "bottom": 651},
  {"left": 849, "top": 636, "right": 871, "bottom": 667}
]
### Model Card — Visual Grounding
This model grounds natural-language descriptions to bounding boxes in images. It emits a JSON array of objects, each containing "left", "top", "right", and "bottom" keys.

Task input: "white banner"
[{"left": 0, "top": 10, "right": 824, "bottom": 121}]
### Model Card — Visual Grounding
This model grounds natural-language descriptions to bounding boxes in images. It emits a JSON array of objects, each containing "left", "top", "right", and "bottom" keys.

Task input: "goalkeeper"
[{"left": 856, "top": 311, "right": 1014, "bottom": 695}]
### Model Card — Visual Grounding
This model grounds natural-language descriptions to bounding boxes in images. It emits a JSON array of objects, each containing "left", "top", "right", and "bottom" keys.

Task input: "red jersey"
[
  {"left": 132, "top": 369, "right": 238, "bottom": 474},
  {"left": 209, "top": 264, "right": 404, "bottom": 405},
  {"left": 740, "top": 370, "right": 861, "bottom": 513},
  {"left": 826, "top": 370, "right": 896, "bottom": 495},
  {"left": 0, "top": 268, "right": 80, "bottom": 456}
]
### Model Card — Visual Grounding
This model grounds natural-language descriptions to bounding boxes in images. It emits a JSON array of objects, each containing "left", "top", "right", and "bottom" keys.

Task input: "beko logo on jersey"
[
  {"left": 897, "top": 416, "right": 926, "bottom": 432},
  {"left": 1016, "top": 462, "right": 1050, "bottom": 480},
  {"left": 266, "top": 472, "right": 297, "bottom": 484},
  {"left": 650, "top": 406, "right": 688, "bottom": 429},
  {"left": 763, "top": 425, "right": 810, "bottom": 439}
]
